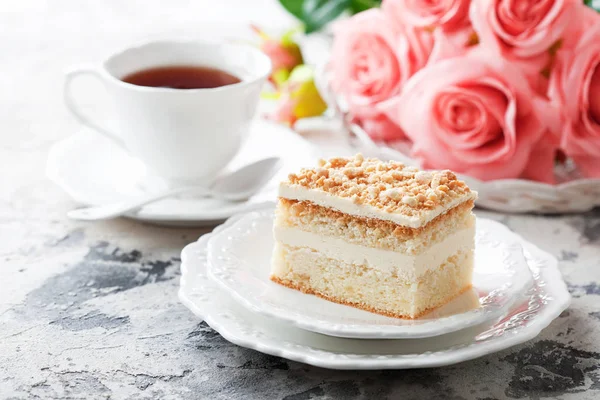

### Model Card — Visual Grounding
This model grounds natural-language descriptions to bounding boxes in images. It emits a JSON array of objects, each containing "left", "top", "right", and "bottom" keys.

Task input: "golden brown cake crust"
[
  {"left": 284, "top": 154, "right": 475, "bottom": 218},
  {"left": 270, "top": 275, "right": 472, "bottom": 319},
  {"left": 279, "top": 198, "right": 475, "bottom": 239}
]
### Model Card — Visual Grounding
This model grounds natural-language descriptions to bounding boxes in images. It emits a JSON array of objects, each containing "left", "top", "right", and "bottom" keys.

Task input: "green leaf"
[
  {"left": 584, "top": 0, "right": 600, "bottom": 12},
  {"left": 279, "top": 0, "right": 304, "bottom": 20},
  {"left": 349, "top": 0, "right": 381, "bottom": 13},
  {"left": 278, "top": 0, "right": 353, "bottom": 33},
  {"left": 302, "top": 0, "right": 351, "bottom": 33}
]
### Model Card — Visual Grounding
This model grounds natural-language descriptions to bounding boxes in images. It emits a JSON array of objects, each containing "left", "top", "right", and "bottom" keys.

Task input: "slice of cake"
[{"left": 270, "top": 154, "right": 477, "bottom": 319}]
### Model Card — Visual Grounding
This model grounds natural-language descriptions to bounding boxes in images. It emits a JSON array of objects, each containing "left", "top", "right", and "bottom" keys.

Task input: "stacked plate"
[{"left": 179, "top": 208, "right": 570, "bottom": 369}]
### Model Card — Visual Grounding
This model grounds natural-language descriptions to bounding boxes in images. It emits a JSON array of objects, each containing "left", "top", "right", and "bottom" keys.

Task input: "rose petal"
[
  {"left": 549, "top": 24, "right": 600, "bottom": 166},
  {"left": 383, "top": 54, "right": 553, "bottom": 181},
  {"left": 383, "top": 0, "right": 470, "bottom": 31},
  {"left": 357, "top": 114, "right": 407, "bottom": 142},
  {"left": 472, "top": 0, "right": 574, "bottom": 58},
  {"left": 521, "top": 133, "right": 558, "bottom": 183},
  {"left": 330, "top": 10, "right": 409, "bottom": 119}
]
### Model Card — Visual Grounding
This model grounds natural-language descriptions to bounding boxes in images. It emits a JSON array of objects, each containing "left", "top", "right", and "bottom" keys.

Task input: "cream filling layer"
[
  {"left": 273, "top": 225, "right": 475, "bottom": 280},
  {"left": 279, "top": 184, "right": 476, "bottom": 228}
]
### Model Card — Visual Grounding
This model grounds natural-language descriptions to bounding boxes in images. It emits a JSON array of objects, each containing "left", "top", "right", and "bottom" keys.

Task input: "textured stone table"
[{"left": 2, "top": 2, "right": 600, "bottom": 399}]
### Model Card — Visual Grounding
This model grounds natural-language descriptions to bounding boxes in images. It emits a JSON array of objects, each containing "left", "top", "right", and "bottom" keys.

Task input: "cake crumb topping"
[{"left": 285, "top": 154, "right": 475, "bottom": 217}]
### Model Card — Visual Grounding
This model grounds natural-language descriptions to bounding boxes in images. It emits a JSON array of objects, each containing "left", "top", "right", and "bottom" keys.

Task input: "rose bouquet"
[{"left": 327, "top": 0, "right": 600, "bottom": 183}]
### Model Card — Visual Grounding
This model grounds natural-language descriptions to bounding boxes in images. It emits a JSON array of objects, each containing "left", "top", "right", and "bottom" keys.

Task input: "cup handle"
[{"left": 64, "top": 65, "right": 127, "bottom": 150}]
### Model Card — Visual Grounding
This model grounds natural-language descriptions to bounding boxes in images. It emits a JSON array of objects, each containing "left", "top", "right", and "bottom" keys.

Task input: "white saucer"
[
  {"left": 206, "top": 210, "right": 534, "bottom": 339},
  {"left": 179, "top": 215, "right": 570, "bottom": 369},
  {"left": 46, "top": 119, "right": 317, "bottom": 226}
]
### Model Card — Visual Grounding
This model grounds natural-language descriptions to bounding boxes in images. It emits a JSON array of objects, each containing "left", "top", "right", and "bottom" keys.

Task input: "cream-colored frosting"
[
  {"left": 279, "top": 184, "right": 475, "bottom": 228},
  {"left": 273, "top": 225, "right": 475, "bottom": 280}
]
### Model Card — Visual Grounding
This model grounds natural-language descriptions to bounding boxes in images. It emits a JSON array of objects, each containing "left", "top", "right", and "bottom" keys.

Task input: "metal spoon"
[{"left": 67, "top": 157, "right": 282, "bottom": 221}]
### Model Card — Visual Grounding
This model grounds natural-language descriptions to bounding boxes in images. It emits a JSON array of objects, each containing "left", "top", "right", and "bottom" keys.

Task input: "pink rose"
[
  {"left": 383, "top": 54, "right": 557, "bottom": 183},
  {"left": 470, "top": 0, "right": 578, "bottom": 94},
  {"left": 353, "top": 114, "right": 407, "bottom": 142},
  {"left": 470, "top": 0, "right": 577, "bottom": 61},
  {"left": 428, "top": 26, "right": 477, "bottom": 64},
  {"left": 561, "top": 4, "right": 600, "bottom": 49},
  {"left": 549, "top": 25, "right": 600, "bottom": 178},
  {"left": 383, "top": 0, "right": 471, "bottom": 31},
  {"left": 330, "top": 9, "right": 433, "bottom": 141}
]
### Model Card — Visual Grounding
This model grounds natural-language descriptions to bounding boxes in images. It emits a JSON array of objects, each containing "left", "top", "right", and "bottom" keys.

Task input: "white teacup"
[{"left": 64, "top": 40, "right": 271, "bottom": 183}]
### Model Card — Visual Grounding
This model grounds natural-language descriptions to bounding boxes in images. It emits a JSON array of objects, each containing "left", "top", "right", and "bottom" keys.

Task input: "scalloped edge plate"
[
  {"left": 179, "top": 214, "right": 570, "bottom": 370},
  {"left": 206, "top": 210, "right": 534, "bottom": 339}
]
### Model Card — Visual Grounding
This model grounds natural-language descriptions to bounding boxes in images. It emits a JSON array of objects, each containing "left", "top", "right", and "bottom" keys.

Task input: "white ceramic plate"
[
  {"left": 179, "top": 215, "right": 570, "bottom": 369},
  {"left": 206, "top": 210, "right": 533, "bottom": 339},
  {"left": 46, "top": 119, "right": 317, "bottom": 226}
]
